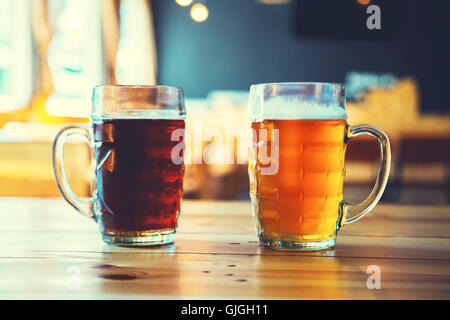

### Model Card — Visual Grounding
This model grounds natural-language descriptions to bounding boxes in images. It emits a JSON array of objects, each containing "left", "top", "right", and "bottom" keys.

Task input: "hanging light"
[
  {"left": 175, "top": 0, "right": 193, "bottom": 6},
  {"left": 190, "top": 3, "right": 208, "bottom": 22}
]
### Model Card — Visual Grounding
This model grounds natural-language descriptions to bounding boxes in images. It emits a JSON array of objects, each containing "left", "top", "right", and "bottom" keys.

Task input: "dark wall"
[{"left": 152, "top": 0, "right": 450, "bottom": 113}]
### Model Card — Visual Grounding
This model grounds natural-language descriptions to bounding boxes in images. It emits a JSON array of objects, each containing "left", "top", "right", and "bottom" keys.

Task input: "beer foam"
[{"left": 249, "top": 98, "right": 346, "bottom": 121}]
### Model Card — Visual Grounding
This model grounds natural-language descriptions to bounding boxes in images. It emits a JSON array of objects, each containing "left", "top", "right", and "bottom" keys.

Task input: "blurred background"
[{"left": 0, "top": 0, "right": 449, "bottom": 205}]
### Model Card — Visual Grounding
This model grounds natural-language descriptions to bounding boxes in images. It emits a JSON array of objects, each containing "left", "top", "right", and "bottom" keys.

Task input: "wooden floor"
[{"left": 0, "top": 198, "right": 449, "bottom": 299}]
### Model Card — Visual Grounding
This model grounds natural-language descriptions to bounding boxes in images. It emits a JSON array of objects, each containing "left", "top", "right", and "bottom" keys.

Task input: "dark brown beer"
[{"left": 93, "top": 118, "right": 185, "bottom": 235}]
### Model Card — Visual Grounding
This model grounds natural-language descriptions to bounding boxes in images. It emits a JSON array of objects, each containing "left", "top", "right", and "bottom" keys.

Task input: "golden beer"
[
  {"left": 249, "top": 119, "right": 347, "bottom": 243},
  {"left": 248, "top": 82, "right": 390, "bottom": 251}
]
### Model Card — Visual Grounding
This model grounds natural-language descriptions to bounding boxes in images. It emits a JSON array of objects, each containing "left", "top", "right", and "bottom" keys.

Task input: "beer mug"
[
  {"left": 248, "top": 82, "right": 390, "bottom": 250},
  {"left": 53, "top": 85, "right": 186, "bottom": 246}
]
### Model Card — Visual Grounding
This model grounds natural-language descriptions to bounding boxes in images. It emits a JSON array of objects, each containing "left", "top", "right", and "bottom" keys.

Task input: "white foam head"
[{"left": 248, "top": 82, "right": 346, "bottom": 121}]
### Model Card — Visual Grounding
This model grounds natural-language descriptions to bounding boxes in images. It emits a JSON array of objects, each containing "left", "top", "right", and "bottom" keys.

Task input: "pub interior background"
[{"left": 0, "top": 0, "right": 449, "bottom": 206}]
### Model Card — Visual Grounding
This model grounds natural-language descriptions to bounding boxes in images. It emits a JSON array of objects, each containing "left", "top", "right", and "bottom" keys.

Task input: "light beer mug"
[{"left": 248, "top": 82, "right": 390, "bottom": 250}]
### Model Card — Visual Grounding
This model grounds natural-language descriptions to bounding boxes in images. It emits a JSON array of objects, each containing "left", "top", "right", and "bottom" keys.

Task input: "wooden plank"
[{"left": 1, "top": 253, "right": 449, "bottom": 299}]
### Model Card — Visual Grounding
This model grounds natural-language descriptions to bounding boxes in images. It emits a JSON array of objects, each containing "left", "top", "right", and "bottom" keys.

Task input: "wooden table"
[{"left": 1, "top": 198, "right": 449, "bottom": 300}]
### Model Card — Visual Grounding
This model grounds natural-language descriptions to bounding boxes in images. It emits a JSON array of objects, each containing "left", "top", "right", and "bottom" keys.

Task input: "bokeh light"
[
  {"left": 175, "top": 0, "right": 193, "bottom": 7},
  {"left": 190, "top": 3, "right": 208, "bottom": 23}
]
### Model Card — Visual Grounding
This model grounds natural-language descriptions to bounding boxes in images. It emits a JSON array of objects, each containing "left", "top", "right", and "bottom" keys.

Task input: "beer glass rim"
[
  {"left": 250, "top": 82, "right": 343, "bottom": 90},
  {"left": 92, "top": 84, "right": 186, "bottom": 120},
  {"left": 93, "top": 84, "right": 184, "bottom": 91}
]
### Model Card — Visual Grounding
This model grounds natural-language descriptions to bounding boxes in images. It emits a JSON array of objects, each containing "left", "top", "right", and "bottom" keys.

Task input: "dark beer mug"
[{"left": 52, "top": 85, "right": 186, "bottom": 246}]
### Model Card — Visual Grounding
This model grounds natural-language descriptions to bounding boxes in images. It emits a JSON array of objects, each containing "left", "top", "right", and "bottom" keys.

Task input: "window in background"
[
  {"left": 0, "top": 0, "right": 32, "bottom": 113},
  {"left": 115, "top": 0, "right": 157, "bottom": 85},
  {"left": 345, "top": 72, "right": 398, "bottom": 101},
  {"left": 45, "top": 0, "right": 105, "bottom": 118}
]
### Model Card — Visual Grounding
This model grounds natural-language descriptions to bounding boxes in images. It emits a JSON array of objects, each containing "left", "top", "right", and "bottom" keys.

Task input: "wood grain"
[{"left": 0, "top": 198, "right": 449, "bottom": 299}]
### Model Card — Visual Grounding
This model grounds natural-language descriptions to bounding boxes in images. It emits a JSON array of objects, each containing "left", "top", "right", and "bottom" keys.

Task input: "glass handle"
[
  {"left": 52, "top": 124, "right": 95, "bottom": 220},
  {"left": 341, "top": 125, "right": 391, "bottom": 225}
]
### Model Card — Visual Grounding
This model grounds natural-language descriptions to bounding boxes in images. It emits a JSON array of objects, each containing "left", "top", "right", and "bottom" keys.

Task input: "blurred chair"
[
  {"left": 344, "top": 135, "right": 399, "bottom": 202},
  {"left": 393, "top": 135, "right": 450, "bottom": 203}
]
